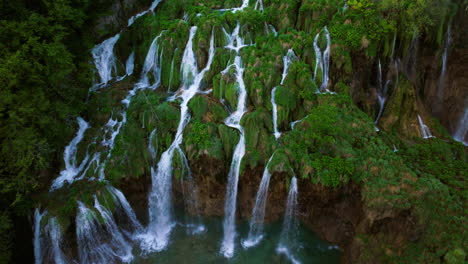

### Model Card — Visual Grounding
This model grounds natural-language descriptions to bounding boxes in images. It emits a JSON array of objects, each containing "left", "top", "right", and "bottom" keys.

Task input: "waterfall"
[
  {"left": 267, "top": 24, "right": 278, "bottom": 37},
  {"left": 290, "top": 118, "right": 304, "bottom": 130},
  {"left": 255, "top": 0, "right": 264, "bottom": 11},
  {"left": 271, "top": 86, "right": 281, "bottom": 139},
  {"left": 106, "top": 186, "right": 144, "bottom": 235},
  {"left": 417, "top": 115, "right": 434, "bottom": 139},
  {"left": 242, "top": 155, "right": 275, "bottom": 249},
  {"left": 437, "top": 25, "right": 451, "bottom": 99},
  {"left": 281, "top": 49, "right": 297, "bottom": 85},
  {"left": 94, "top": 197, "right": 134, "bottom": 263},
  {"left": 220, "top": 23, "right": 249, "bottom": 258},
  {"left": 128, "top": 0, "right": 162, "bottom": 27},
  {"left": 168, "top": 49, "right": 178, "bottom": 93},
  {"left": 91, "top": 34, "right": 120, "bottom": 88},
  {"left": 138, "top": 32, "right": 165, "bottom": 89},
  {"left": 375, "top": 60, "right": 392, "bottom": 124},
  {"left": 453, "top": 108, "right": 467, "bottom": 146},
  {"left": 46, "top": 217, "right": 67, "bottom": 264},
  {"left": 176, "top": 147, "right": 206, "bottom": 235},
  {"left": 76, "top": 202, "right": 116, "bottom": 264},
  {"left": 148, "top": 129, "right": 158, "bottom": 161},
  {"left": 220, "top": 0, "right": 249, "bottom": 13},
  {"left": 272, "top": 49, "right": 298, "bottom": 139},
  {"left": 276, "top": 177, "right": 300, "bottom": 264},
  {"left": 34, "top": 209, "right": 46, "bottom": 264},
  {"left": 313, "top": 27, "right": 331, "bottom": 93},
  {"left": 50, "top": 118, "right": 90, "bottom": 191},
  {"left": 143, "top": 27, "right": 215, "bottom": 253},
  {"left": 125, "top": 51, "right": 135, "bottom": 76}
]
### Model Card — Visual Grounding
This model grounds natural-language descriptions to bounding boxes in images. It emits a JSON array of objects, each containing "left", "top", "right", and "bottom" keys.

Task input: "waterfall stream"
[
  {"left": 242, "top": 155, "right": 275, "bottom": 249},
  {"left": 313, "top": 27, "right": 331, "bottom": 93},
  {"left": 94, "top": 197, "right": 134, "bottom": 263},
  {"left": 437, "top": 25, "right": 452, "bottom": 100},
  {"left": 128, "top": 0, "right": 163, "bottom": 27},
  {"left": 272, "top": 49, "right": 297, "bottom": 139},
  {"left": 276, "top": 177, "right": 300, "bottom": 264},
  {"left": 453, "top": 108, "right": 467, "bottom": 145},
  {"left": 46, "top": 217, "right": 67, "bottom": 264},
  {"left": 143, "top": 26, "right": 215, "bottom": 253},
  {"left": 92, "top": 34, "right": 120, "bottom": 89},
  {"left": 417, "top": 115, "right": 434, "bottom": 139},
  {"left": 76, "top": 202, "right": 116, "bottom": 264},
  {"left": 34, "top": 209, "right": 46, "bottom": 264},
  {"left": 50, "top": 118, "right": 90, "bottom": 191},
  {"left": 220, "top": 22, "right": 249, "bottom": 258}
]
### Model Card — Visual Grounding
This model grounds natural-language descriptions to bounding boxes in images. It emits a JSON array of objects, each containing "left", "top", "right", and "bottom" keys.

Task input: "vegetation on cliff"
[{"left": 0, "top": 0, "right": 466, "bottom": 263}]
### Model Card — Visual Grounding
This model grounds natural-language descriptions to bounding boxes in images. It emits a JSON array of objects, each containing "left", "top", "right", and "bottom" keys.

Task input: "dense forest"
[{"left": 0, "top": 0, "right": 466, "bottom": 263}]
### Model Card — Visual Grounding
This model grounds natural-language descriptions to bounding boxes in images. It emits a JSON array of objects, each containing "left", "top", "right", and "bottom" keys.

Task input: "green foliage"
[
  {"left": 311, "top": 156, "right": 353, "bottom": 187},
  {"left": 187, "top": 120, "right": 211, "bottom": 148},
  {"left": 0, "top": 211, "right": 12, "bottom": 263}
]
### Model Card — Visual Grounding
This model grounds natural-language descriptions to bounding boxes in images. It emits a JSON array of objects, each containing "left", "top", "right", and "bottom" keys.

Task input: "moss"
[{"left": 217, "top": 124, "right": 240, "bottom": 160}]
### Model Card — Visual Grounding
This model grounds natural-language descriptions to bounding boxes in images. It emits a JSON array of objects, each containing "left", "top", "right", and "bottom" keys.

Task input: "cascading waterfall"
[
  {"left": 143, "top": 26, "right": 215, "bottom": 252},
  {"left": 313, "top": 27, "right": 331, "bottom": 93},
  {"left": 138, "top": 32, "right": 165, "bottom": 89},
  {"left": 95, "top": 32, "right": 165, "bottom": 180},
  {"left": 375, "top": 60, "right": 391, "bottom": 124},
  {"left": 267, "top": 24, "right": 278, "bottom": 37},
  {"left": 92, "top": 34, "right": 120, "bottom": 88},
  {"left": 125, "top": 51, "right": 135, "bottom": 76},
  {"left": 271, "top": 86, "right": 281, "bottom": 139},
  {"left": 417, "top": 115, "right": 434, "bottom": 139},
  {"left": 453, "top": 108, "right": 467, "bottom": 146},
  {"left": 46, "top": 217, "right": 67, "bottom": 264},
  {"left": 167, "top": 48, "right": 178, "bottom": 93},
  {"left": 255, "top": 0, "right": 264, "bottom": 11},
  {"left": 272, "top": 49, "right": 298, "bottom": 139},
  {"left": 34, "top": 209, "right": 46, "bottom": 264},
  {"left": 276, "top": 177, "right": 300, "bottom": 264},
  {"left": 281, "top": 49, "right": 297, "bottom": 85},
  {"left": 50, "top": 117, "right": 90, "bottom": 191},
  {"left": 437, "top": 25, "right": 451, "bottom": 99},
  {"left": 220, "top": 0, "right": 249, "bottom": 13},
  {"left": 106, "top": 186, "right": 144, "bottom": 235},
  {"left": 128, "top": 0, "right": 162, "bottom": 27},
  {"left": 94, "top": 197, "right": 133, "bottom": 263},
  {"left": 76, "top": 202, "right": 116, "bottom": 264},
  {"left": 220, "top": 23, "right": 249, "bottom": 258},
  {"left": 176, "top": 147, "right": 206, "bottom": 235},
  {"left": 148, "top": 129, "right": 158, "bottom": 161},
  {"left": 50, "top": 31, "right": 163, "bottom": 188},
  {"left": 242, "top": 155, "right": 275, "bottom": 249}
]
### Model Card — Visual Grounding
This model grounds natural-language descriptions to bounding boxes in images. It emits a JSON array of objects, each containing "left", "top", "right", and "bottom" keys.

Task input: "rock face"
[
  {"left": 93, "top": 0, "right": 150, "bottom": 40},
  {"left": 119, "top": 159, "right": 418, "bottom": 264},
  {"left": 347, "top": 5, "right": 468, "bottom": 140}
]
